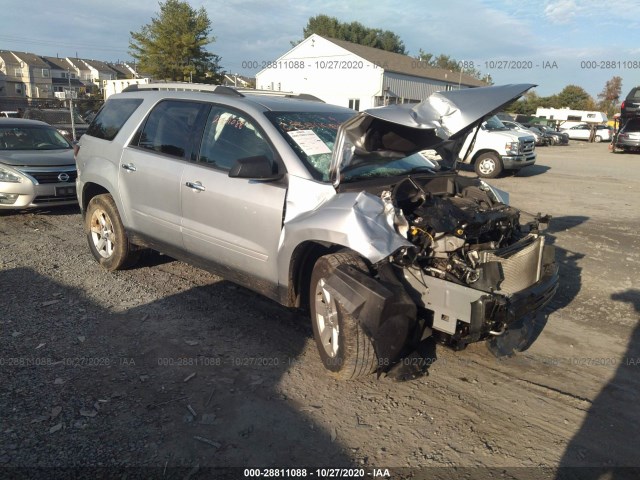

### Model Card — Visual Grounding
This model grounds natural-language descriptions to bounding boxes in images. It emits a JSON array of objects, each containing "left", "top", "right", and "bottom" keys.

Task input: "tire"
[
  {"left": 474, "top": 152, "right": 503, "bottom": 178},
  {"left": 594, "top": 135, "right": 602, "bottom": 142},
  {"left": 309, "top": 253, "right": 377, "bottom": 380},
  {"left": 85, "top": 194, "right": 140, "bottom": 271}
]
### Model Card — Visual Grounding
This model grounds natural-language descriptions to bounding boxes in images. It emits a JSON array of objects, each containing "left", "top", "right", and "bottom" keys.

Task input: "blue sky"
[{"left": 1, "top": 0, "right": 638, "bottom": 99}]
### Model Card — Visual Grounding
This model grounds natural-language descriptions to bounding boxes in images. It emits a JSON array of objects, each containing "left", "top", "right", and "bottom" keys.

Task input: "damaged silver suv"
[{"left": 76, "top": 83, "right": 558, "bottom": 379}]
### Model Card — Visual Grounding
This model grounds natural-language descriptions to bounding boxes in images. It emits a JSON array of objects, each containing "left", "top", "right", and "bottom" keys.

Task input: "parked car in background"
[
  {"left": 75, "top": 82, "right": 557, "bottom": 379},
  {"left": 502, "top": 120, "right": 548, "bottom": 146},
  {"left": 531, "top": 125, "right": 569, "bottom": 145},
  {"left": 612, "top": 118, "right": 640, "bottom": 153},
  {"left": 1, "top": 111, "right": 20, "bottom": 118},
  {"left": 561, "top": 123, "right": 611, "bottom": 142},
  {"left": 0, "top": 118, "right": 77, "bottom": 210},
  {"left": 22, "top": 108, "right": 89, "bottom": 142},
  {"left": 620, "top": 86, "right": 640, "bottom": 119}
]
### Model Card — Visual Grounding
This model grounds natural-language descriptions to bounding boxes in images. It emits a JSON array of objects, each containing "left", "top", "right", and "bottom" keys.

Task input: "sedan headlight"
[{"left": 0, "top": 165, "right": 23, "bottom": 183}]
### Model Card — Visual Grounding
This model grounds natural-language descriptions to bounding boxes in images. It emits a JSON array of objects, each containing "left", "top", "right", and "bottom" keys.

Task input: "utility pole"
[{"left": 68, "top": 68, "right": 76, "bottom": 142}]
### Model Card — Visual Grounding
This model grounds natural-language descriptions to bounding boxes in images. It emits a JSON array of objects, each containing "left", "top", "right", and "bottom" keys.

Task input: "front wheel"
[
  {"left": 474, "top": 152, "right": 503, "bottom": 178},
  {"left": 85, "top": 194, "right": 140, "bottom": 271},
  {"left": 309, "top": 253, "right": 377, "bottom": 380}
]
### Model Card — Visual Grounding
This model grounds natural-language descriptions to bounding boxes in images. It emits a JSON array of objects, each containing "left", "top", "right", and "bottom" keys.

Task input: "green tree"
[
  {"left": 597, "top": 76, "right": 622, "bottom": 117},
  {"left": 554, "top": 85, "right": 597, "bottom": 110},
  {"left": 415, "top": 49, "right": 492, "bottom": 84},
  {"left": 129, "top": 0, "right": 223, "bottom": 83},
  {"left": 296, "top": 14, "right": 407, "bottom": 54}
]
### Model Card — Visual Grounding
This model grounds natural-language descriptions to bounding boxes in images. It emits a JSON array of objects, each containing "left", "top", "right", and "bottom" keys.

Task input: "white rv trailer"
[{"left": 535, "top": 107, "right": 607, "bottom": 129}]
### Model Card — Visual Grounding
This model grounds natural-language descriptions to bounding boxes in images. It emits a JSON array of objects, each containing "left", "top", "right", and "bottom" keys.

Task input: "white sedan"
[{"left": 561, "top": 123, "right": 612, "bottom": 142}]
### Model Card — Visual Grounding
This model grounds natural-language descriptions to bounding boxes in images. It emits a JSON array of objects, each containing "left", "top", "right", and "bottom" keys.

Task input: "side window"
[
  {"left": 134, "top": 100, "right": 208, "bottom": 160},
  {"left": 86, "top": 98, "right": 143, "bottom": 141},
  {"left": 198, "top": 107, "right": 275, "bottom": 171}
]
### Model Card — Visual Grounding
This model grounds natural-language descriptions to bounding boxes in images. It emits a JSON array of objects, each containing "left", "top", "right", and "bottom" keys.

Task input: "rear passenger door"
[
  {"left": 119, "top": 100, "right": 209, "bottom": 248},
  {"left": 180, "top": 105, "right": 287, "bottom": 284}
]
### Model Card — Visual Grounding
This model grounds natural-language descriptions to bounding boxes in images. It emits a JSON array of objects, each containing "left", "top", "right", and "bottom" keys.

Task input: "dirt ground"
[{"left": 1, "top": 141, "right": 639, "bottom": 479}]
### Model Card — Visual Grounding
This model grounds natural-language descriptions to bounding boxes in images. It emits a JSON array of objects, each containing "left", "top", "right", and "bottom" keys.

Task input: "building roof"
[
  {"left": 65, "top": 58, "right": 91, "bottom": 72},
  {"left": 0, "top": 51, "right": 20, "bottom": 66},
  {"left": 107, "top": 63, "right": 134, "bottom": 78},
  {"left": 320, "top": 36, "right": 487, "bottom": 87},
  {"left": 41, "top": 56, "right": 73, "bottom": 71},
  {"left": 9, "top": 51, "right": 50, "bottom": 69},
  {"left": 82, "top": 59, "right": 117, "bottom": 74}
]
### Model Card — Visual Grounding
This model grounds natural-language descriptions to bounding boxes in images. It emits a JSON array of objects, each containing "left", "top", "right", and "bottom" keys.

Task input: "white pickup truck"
[{"left": 458, "top": 115, "right": 537, "bottom": 178}]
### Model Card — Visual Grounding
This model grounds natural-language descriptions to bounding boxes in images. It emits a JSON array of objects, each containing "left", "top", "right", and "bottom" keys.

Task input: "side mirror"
[{"left": 228, "top": 155, "right": 283, "bottom": 181}]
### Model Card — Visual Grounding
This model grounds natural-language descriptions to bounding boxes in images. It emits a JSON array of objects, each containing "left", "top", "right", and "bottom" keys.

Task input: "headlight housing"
[
  {"left": 0, "top": 165, "right": 23, "bottom": 183},
  {"left": 505, "top": 141, "right": 521, "bottom": 155}
]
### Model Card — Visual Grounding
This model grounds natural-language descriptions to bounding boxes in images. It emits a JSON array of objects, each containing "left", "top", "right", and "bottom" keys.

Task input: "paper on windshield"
[{"left": 287, "top": 130, "right": 331, "bottom": 156}]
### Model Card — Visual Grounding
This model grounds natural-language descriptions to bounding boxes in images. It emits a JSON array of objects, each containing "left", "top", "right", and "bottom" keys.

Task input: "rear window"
[
  {"left": 623, "top": 119, "right": 640, "bottom": 131},
  {"left": 86, "top": 98, "right": 143, "bottom": 141},
  {"left": 628, "top": 88, "right": 640, "bottom": 100}
]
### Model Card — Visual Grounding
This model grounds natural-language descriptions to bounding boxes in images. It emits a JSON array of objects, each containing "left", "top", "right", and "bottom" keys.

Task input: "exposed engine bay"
[{"left": 371, "top": 173, "right": 556, "bottom": 355}]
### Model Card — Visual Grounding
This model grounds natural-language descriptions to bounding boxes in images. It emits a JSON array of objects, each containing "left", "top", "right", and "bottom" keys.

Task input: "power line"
[{"left": 0, "top": 34, "right": 129, "bottom": 54}]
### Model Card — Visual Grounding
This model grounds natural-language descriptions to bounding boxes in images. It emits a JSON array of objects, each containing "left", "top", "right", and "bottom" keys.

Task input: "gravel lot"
[{"left": 1, "top": 141, "right": 639, "bottom": 479}]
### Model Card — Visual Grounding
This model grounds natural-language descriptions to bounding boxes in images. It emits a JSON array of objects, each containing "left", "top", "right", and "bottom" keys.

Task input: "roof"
[
  {"left": 0, "top": 118, "right": 50, "bottom": 127},
  {"left": 107, "top": 63, "right": 134, "bottom": 78},
  {"left": 320, "top": 36, "right": 487, "bottom": 87},
  {"left": 9, "top": 51, "right": 50, "bottom": 68},
  {"left": 0, "top": 50, "right": 21, "bottom": 66},
  {"left": 65, "top": 58, "right": 91, "bottom": 71},
  {"left": 82, "top": 59, "right": 117, "bottom": 74},
  {"left": 42, "top": 56, "right": 74, "bottom": 71}
]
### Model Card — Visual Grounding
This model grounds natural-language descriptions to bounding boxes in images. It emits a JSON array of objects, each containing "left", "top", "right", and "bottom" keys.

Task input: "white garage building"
[{"left": 255, "top": 34, "right": 487, "bottom": 110}]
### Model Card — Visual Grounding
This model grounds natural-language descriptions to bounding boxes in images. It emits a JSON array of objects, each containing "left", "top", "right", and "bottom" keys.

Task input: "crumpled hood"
[
  {"left": 330, "top": 83, "right": 536, "bottom": 187},
  {"left": 0, "top": 149, "right": 75, "bottom": 167}
]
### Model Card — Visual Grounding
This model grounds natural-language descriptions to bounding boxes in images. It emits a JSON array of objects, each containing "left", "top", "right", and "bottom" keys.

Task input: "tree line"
[{"left": 506, "top": 77, "right": 622, "bottom": 118}]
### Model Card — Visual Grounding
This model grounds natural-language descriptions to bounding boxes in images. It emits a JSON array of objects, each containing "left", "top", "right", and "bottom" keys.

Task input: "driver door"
[{"left": 180, "top": 106, "right": 287, "bottom": 284}]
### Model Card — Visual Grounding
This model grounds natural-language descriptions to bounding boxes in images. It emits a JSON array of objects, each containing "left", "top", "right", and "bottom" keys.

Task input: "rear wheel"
[
  {"left": 85, "top": 194, "right": 140, "bottom": 271},
  {"left": 594, "top": 135, "right": 603, "bottom": 142},
  {"left": 474, "top": 152, "right": 503, "bottom": 178},
  {"left": 309, "top": 253, "right": 377, "bottom": 380}
]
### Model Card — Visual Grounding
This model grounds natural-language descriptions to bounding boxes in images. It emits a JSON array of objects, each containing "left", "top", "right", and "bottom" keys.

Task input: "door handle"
[
  {"left": 185, "top": 181, "right": 205, "bottom": 192},
  {"left": 121, "top": 163, "right": 137, "bottom": 172}
]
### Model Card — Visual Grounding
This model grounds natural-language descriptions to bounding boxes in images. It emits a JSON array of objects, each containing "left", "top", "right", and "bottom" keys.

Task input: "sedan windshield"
[
  {"left": 0, "top": 126, "right": 72, "bottom": 151},
  {"left": 267, "top": 111, "right": 452, "bottom": 182}
]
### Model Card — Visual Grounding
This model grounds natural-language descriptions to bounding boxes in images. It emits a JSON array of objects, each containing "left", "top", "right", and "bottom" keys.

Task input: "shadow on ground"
[
  {"left": 557, "top": 289, "right": 640, "bottom": 479},
  {"left": 0, "top": 267, "right": 355, "bottom": 472}
]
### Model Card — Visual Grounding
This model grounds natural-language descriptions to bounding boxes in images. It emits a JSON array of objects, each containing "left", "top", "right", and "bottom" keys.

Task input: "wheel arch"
[
  {"left": 81, "top": 182, "right": 110, "bottom": 213},
  {"left": 285, "top": 240, "right": 368, "bottom": 309},
  {"left": 472, "top": 148, "right": 500, "bottom": 163}
]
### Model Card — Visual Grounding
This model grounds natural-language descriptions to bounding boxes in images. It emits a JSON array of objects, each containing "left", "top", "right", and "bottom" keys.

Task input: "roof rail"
[
  {"left": 121, "top": 82, "right": 244, "bottom": 97},
  {"left": 237, "top": 89, "right": 325, "bottom": 103}
]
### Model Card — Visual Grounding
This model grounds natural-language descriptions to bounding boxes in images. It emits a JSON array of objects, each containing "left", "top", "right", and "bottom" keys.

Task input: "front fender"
[{"left": 277, "top": 191, "right": 412, "bottom": 285}]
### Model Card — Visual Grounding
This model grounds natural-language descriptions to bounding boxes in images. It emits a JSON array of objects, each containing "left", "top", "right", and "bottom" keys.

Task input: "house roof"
[
  {"left": 41, "top": 56, "right": 73, "bottom": 71},
  {"left": 82, "top": 59, "right": 117, "bottom": 74},
  {"left": 107, "top": 63, "right": 134, "bottom": 78},
  {"left": 65, "top": 58, "right": 91, "bottom": 72},
  {"left": 0, "top": 51, "right": 20, "bottom": 66},
  {"left": 320, "top": 36, "right": 487, "bottom": 87},
  {"left": 9, "top": 51, "right": 50, "bottom": 69}
]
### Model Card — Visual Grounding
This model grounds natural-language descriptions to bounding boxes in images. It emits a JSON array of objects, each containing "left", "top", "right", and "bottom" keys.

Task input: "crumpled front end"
[{"left": 313, "top": 173, "right": 558, "bottom": 378}]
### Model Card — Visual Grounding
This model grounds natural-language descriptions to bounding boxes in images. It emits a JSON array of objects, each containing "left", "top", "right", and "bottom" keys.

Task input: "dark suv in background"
[{"left": 620, "top": 86, "right": 640, "bottom": 119}]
